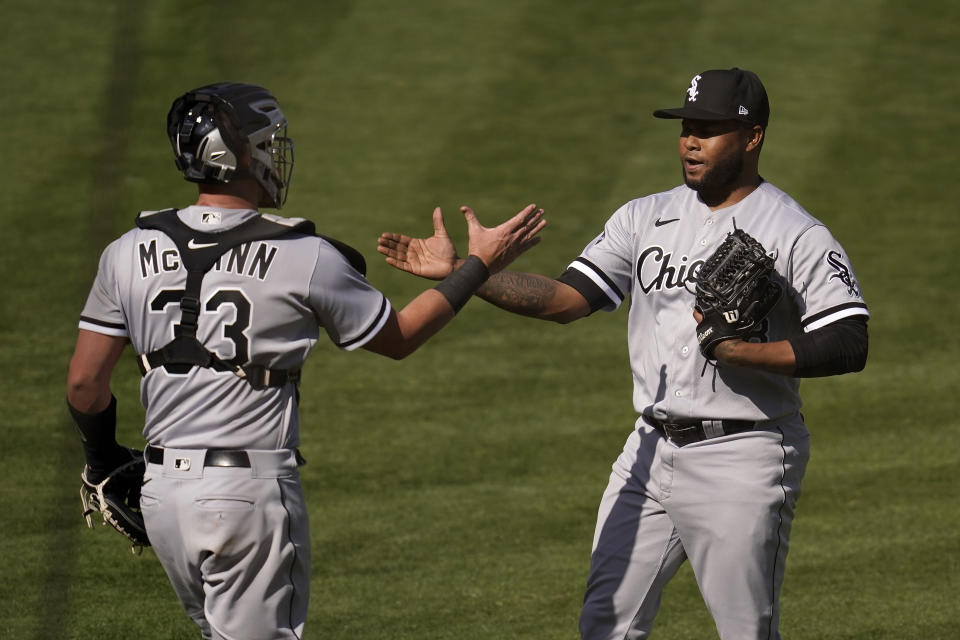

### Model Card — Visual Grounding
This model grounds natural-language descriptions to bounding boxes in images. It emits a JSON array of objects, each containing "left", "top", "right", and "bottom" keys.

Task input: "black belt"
[
  {"left": 146, "top": 445, "right": 307, "bottom": 467},
  {"left": 643, "top": 415, "right": 755, "bottom": 447},
  {"left": 146, "top": 445, "right": 250, "bottom": 468}
]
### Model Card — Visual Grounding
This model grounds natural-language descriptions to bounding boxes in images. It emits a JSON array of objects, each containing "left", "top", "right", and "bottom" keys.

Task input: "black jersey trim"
[
  {"left": 574, "top": 257, "right": 624, "bottom": 301},
  {"left": 276, "top": 478, "right": 304, "bottom": 640},
  {"left": 79, "top": 315, "right": 126, "bottom": 330},
  {"left": 339, "top": 296, "right": 390, "bottom": 349},
  {"left": 768, "top": 426, "right": 789, "bottom": 640},
  {"left": 556, "top": 268, "right": 611, "bottom": 313},
  {"left": 801, "top": 302, "right": 869, "bottom": 330}
]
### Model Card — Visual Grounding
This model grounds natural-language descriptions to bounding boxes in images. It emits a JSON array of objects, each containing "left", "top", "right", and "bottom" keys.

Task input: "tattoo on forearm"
[
  {"left": 477, "top": 272, "right": 556, "bottom": 316},
  {"left": 713, "top": 340, "right": 740, "bottom": 363}
]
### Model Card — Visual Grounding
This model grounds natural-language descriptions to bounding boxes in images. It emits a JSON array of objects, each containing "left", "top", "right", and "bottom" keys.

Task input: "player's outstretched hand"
[
  {"left": 378, "top": 207, "right": 458, "bottom": 280},
  {"left": 463, "top": 204, "right": 546, "bottom": 275}
]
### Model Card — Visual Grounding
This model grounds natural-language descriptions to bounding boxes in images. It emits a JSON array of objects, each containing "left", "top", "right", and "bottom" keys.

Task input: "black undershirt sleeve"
[{"left": 789, "top": 316, "right": 868, "bottom": 378}]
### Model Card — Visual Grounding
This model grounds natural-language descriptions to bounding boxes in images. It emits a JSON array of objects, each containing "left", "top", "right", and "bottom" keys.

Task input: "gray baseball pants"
[
  {"left": 141, "top": 448, "right": 309, "bottom": 640},
  {"left": 579, "top": 415, "right": 810, "bottom": 640}
]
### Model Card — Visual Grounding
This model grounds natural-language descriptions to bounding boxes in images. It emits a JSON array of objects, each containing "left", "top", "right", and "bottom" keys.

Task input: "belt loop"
[{"left": 702, "top": 419, "right": 724, "bottom": 438}]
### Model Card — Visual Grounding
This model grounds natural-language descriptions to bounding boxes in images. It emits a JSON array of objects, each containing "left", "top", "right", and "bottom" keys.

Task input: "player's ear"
[{"left": 744, "top": 125, "right": 764, "bottom": 152}]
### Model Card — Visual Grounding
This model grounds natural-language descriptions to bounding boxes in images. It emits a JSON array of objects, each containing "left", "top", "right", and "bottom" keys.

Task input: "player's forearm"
[
  {"left": 372, "top": 291, "right": 456, "bottom": 360},
  {"left": 398, "top": 289, "right": 459, "bottom": 343},
  {"left": 711, "top": 317, "right": 869, "bottom": 377},
  {"left": 66, "top": 378, "right": 113, "bottom": 414},
  {"left": 712, "top": 339, "right": 797, "bottom": 375},
  {"left": 475, "top": 270, "right": 585, "bottom": 323},
  {"left": 475, "top": 270, "right": 553, "bottom": 315}
]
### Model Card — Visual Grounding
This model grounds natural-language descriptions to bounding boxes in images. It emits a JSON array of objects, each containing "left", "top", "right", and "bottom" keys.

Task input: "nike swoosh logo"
[
  {"left": 187, "top": 239, "right": 218, "bottom": 249},
  {"left": 654, "top": 217, "right": 680, "bottom": 227}
]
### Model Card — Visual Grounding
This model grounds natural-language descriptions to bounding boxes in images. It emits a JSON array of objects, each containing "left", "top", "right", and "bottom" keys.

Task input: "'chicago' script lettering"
[{"left": 636, "top": 246, "right": 704, "bottom": 294}]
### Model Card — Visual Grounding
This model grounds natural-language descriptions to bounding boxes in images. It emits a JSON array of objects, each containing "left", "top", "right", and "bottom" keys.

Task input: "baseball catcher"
[
  {"left": 64, "top": 80, "right": 546, "bottom": 638},
  {"left": 694, "top": 227, "right": 782, "bottom": 359}
]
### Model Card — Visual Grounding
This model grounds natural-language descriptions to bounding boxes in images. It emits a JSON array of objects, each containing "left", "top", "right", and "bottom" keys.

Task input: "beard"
[{"left": 683, "top": 152, "right": 744, "bottom": 196}]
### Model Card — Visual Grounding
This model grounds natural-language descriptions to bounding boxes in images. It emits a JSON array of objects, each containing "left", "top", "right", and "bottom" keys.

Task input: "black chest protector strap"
[{"left": 134, "top": 209, "right": 364, "bottom": 389}]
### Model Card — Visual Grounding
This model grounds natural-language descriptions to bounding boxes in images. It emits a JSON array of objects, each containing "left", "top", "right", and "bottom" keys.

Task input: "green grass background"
[{"left": 1, "top": 0, "right": 957, "bottom": 638}]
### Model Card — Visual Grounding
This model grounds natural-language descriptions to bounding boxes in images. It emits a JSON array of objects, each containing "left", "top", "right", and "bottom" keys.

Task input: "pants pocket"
[{"left": 194, "top": 497, "right": 255, "bottom": 511}]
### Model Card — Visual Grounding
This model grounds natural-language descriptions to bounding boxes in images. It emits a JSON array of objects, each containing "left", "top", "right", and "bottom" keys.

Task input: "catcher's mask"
[{"left": 167, "top": 82, "right": 294, "bottom": 208}]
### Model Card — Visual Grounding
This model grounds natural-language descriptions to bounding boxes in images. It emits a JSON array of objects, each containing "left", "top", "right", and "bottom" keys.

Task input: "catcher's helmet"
[{"left": 167, "top": 82, "right": 294, "bottom": 208}]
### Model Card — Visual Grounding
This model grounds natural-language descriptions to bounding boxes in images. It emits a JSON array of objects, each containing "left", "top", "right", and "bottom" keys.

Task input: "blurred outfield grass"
[{"left": 0, "top": 0, "right": 956, "bottom": 638}]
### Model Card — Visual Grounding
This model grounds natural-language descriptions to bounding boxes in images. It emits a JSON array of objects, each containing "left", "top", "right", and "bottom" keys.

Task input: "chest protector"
[{"left": 134, "top": 209, "right": 365, "bottom": 389}]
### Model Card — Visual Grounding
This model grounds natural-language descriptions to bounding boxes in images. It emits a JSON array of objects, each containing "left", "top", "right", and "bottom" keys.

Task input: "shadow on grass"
[{"left": 35, "top": 2, "right": 145, "bottom": 638}]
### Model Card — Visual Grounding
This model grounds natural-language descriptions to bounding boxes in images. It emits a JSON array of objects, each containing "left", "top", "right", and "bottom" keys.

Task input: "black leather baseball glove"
[
  {"left": 80, "top": 448, "right": 150, "bottom": 553},
  {"left": 695, "top": 228, "right": 782, "bottom": 359}
]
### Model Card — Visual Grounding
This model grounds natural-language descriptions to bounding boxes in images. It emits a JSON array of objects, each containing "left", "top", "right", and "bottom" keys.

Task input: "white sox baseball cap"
[{"left": 653, "top": 68, "right": 769, "bottom": 128}]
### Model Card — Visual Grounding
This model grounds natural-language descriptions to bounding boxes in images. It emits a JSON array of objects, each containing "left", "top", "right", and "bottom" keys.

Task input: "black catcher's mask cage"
[{"left": 167, "top": 82, "right": 294, "bottom": 208}]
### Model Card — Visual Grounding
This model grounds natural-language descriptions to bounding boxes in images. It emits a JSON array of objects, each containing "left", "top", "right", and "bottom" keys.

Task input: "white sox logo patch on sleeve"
[{"left": 826, "top": 251, "right": 861, "bottom": 296}]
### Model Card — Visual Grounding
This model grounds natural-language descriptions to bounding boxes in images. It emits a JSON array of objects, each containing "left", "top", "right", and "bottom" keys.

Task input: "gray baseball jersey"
[
  {"left": 80, "top": 205, "right": 392, "bottom": 638},
  {"left": 78, "top": 205, "right": 391, "bottom": 449},
  {"left": 567, "top": 180, "right": 869, "bottom": 639},
  {"left": 563, "top": 179, "right": 869, "bottom": 421}
]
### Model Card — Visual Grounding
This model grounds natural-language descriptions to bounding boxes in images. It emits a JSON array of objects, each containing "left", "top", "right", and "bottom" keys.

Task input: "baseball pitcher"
[{"left": 378, "top": 68, "right": 869, "bottom": 640}]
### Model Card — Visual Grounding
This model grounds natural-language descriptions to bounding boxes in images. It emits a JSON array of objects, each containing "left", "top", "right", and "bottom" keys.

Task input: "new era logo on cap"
[{"left": 653, "top": 68, "right": 769, "bottom": 128}]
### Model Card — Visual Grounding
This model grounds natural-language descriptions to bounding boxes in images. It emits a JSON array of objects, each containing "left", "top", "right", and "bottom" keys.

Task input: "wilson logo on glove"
[{"left": 722, "top": 310, "right": 740, "bottom": 323}]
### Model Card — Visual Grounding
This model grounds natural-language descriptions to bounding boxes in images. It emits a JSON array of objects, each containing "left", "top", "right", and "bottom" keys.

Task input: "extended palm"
[
  {"left": 379, "top": 204, "right": 545, "bottom": 278},
  {"left": 377, "top": 207, "right": 459, "bottom": 280}
]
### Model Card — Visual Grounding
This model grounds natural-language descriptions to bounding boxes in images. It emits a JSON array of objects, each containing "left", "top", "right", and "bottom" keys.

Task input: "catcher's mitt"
[
  {"left": 694, "top": 227, "right": 782, "bottom": 359},
  {"left": 81, "top": 448, "right": 150, "bottom": 554}
]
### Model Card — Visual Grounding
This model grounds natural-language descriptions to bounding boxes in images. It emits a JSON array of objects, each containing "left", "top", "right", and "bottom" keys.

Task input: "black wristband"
[
  {"left": 434, "top": 255, "right": 491, "bottom": 313},
  {"left": 67, "top": 395, "right": 126, "bottom": 471}
]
